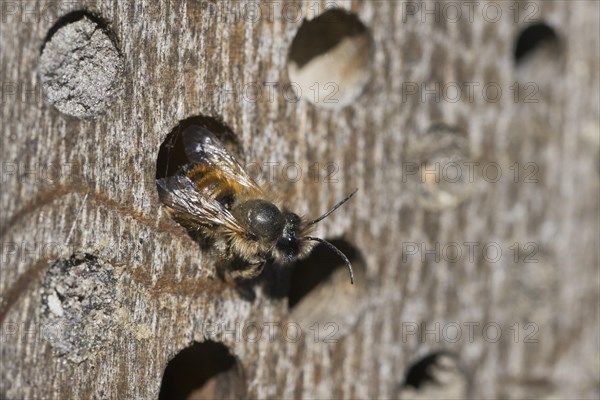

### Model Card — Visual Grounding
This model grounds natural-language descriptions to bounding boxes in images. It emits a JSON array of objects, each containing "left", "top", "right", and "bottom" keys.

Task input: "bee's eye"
[
  {"left": 282, "top": 213, "right": 302, "bottom": 236},
  {"left": 276, "top": 212, "right": 302, "bottom": 256},
  {"left": 246, "top": 232, "right": 258, "bottom": 241}
]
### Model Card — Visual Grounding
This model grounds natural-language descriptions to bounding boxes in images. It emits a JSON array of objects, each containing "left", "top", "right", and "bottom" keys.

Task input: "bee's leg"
[
  {"left": 226, "top": 259, "right": 266, "bottom": 282},
  {"left": 222, "top": 260, "right": 266, "bottom": 302}
]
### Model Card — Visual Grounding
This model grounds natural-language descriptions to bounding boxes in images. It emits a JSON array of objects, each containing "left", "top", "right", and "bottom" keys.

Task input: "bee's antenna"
[
  {"left": 308, "top": 188, "right": 358, "bottom": 226},
  {"left": 306, "top": 236, "right": 355, "bottom": 284}
]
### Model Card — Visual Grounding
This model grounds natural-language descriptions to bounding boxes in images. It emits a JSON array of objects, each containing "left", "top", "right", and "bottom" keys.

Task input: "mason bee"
[{"left": 156, "top": 126, "right": 357, "bottom": 283}]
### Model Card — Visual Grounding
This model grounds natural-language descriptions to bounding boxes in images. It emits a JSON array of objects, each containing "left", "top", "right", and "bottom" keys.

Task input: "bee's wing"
[
  {"left": 182, "top": 125, "right": 262, "bottom": 193},
  {"left": 157, "top": 175, "right": 246, "bottom": 234}
]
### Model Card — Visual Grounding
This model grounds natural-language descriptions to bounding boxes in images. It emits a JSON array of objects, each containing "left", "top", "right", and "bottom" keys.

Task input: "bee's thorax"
[{"left": 232, "top": 199, "right": 285, "bottom": 242}]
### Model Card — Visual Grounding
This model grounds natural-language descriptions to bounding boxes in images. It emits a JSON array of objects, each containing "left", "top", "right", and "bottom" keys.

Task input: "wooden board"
[{"left": 1, "top": 1, "right": 598, "bottom": 398}]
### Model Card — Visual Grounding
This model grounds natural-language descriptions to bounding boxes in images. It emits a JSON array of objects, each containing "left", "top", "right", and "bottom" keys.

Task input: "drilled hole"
[
  {"left": 513, "top": 22, "right": 561, "bottom": 96},
  {"left": 39, "top": 11, "right": 124, "bottom": 119},
  {"left": 514, "top": 22, "right": 559, "bottom": 64},
  {"left": 400, "top": 351, "right": 467, "bottom": 398},
  {"left": 159, "top": 341, "right": 245, "bottom": 400},
  {"left": 155, "top": 116, "right": 243, "bottom": 252},
  {"left": 288, "top": 239, "right": 366, "bottom": 340},
  {"left": 156, "top": 116, "right": 241, "bottom": 180},
  {"left": 287, "top": 8, "right": 374, "bottom": 108}
]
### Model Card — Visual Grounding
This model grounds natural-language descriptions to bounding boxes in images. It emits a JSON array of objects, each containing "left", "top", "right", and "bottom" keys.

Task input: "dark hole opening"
[
  {"left": 287, "top": 238, "right": 361, "bottom": 309},
  {"left": 155, "top": 115, "right": 241, "bottom": 180},
  {"left": 403, "top": 351, "right": 457, "bottom": 389},
  {"left": 159, "top": 340, "right": 240, "bottom": 400},
  {"left": 288, "top": 8, "right": 369, "bottom": 69},
  {"left": 514, "top": 22, "right": 559, "bottom": 64}
]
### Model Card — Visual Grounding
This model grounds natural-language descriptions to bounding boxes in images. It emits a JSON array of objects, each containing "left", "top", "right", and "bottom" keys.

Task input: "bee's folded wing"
[
  {"left": 182, "top": 125, "right": 262, "bottom": 193},
  {"left": 156, "top": 175, "right": 245, "bottom": 234}
]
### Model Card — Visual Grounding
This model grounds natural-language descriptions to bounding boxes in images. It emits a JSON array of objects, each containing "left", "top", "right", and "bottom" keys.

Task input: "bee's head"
[{"left": 239, "top": 189, "right": 359, "bottom": 284}]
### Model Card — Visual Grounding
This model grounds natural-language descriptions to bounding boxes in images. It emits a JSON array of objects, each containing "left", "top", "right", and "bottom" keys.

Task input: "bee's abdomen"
[{"left": 185, "top": 165, "right": 243, "bottom": 208}]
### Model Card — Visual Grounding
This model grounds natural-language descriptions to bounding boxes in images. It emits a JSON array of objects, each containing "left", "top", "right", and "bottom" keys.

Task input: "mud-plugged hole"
[
  {"left": 287, "top": 8, "right": 374, "bottom": 108},
  {"left": 405, "top": 123, "right": 474, "bottom": 212},
  {"left": 39, "top": 11, "right": 124, "bottom": 119},
  {"left": 39, "top": 253, "right": 118, "bottom": 363},
  {"left": 159, "top": 340, "right": 245, "bottom": 400},
  {"left": 288, "top": 239, "right": 366, "bottom": 340},
  {"left": 399, "top": 351, "right": 467, "bottom": 399}
]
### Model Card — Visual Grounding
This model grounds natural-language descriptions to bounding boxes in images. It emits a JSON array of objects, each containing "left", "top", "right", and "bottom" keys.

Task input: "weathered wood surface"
[{"left": 1, "top": 1, "right": 599, "bottom": 399}]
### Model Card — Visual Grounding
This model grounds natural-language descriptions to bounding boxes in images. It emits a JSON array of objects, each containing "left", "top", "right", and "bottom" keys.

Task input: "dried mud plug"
[
  {"left": 39, "top": 253, "right": 118, "bottom": 363},
  {"left": 405, "top": 124, "right": 475, "bottom": 211},
  {"left": 39, "top": 13, "right": 124, "bottom": 119}
]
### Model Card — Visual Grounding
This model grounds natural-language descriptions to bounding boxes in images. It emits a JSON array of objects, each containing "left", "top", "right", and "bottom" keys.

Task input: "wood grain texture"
[{"left": 1, "top": 1, "right": 598, "bottom": 399}]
